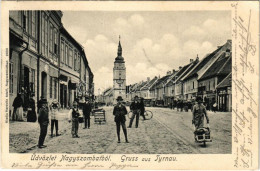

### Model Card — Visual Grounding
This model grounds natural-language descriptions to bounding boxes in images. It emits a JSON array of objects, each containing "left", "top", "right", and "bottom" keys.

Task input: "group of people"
[
  {"left": 112, "top": 95, "right": 146, "bottom": 143},
  {"left": 37, "top": 96, "right": 92, "bottom": 148},
  {"left": 12, "top": 93, "right": 37, "bottom": 122}
]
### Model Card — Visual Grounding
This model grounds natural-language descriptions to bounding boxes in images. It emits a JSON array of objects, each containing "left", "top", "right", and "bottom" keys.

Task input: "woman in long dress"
[
  {"left": 192, "top": 97, "right": 209, "bottom": 129},
  {"left": 12, "top": 93, "right": 24, "bottom": 121}
]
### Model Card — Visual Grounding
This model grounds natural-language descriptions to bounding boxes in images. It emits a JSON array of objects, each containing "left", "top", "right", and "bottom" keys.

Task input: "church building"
[{"left": 113, "top": 36, "right": 126, "bottom": 104}]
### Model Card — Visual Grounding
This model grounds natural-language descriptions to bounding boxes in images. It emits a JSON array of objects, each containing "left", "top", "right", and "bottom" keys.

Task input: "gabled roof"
[
  {"left": 216, "top": 72, "right": 232, "bottom": 89},
  {"left": 141, "top": 77, "right": 158, "bottom": 90},
  {"left": 177, "top": 60, "right": 199, "bottom": 82},
  {"left": 103, "top": 87, "right": 113, "bottom": 96},
  {"left": 135, "top": 81, "right": 148, "bottom": 91},
  {"left": 129, "top": 83, "right": 141, "bottom": 93},
  {"left": 150, "top": 74, "right": 171, "bottom": 90},
  {"left": 182, "top": 46, "right": 223, "bottom": 81},
  {"left": 198, "top": 55, "right": 231, "bottom": 81},
  {"left": 165, "top": 60, "right": 198, "bottom": 87}
]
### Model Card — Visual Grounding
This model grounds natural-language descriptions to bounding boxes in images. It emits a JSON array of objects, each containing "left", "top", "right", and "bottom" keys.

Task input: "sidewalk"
[{"left": 9, "top": 109, "right": 70, "bottom": 153}]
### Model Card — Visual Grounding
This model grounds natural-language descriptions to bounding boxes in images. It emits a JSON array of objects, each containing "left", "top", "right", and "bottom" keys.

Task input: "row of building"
[
  {"left": 98, "top": 40, "right": 232, "bottom": 112},
  {"left": 9, "top": 11, "right": 94, "bottom": 118}
]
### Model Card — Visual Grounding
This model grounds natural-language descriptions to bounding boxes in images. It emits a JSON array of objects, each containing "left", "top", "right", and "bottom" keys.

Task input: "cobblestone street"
[{"left": 9, "top": 107, "right": 231, "bottom": 154}]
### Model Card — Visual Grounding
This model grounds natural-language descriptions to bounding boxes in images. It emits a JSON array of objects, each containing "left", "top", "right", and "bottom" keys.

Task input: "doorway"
[{"left": 23, "top": 66, "right": 30, "bottom": 109}]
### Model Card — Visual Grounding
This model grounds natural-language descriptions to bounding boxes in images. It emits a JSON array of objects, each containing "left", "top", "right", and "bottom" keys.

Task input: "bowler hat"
[
  {"left": 116, "top": 96, "right": 123, "bottom": 101},
  {"left": 134, "top": 95, "right": 139, "bottom": 99}
]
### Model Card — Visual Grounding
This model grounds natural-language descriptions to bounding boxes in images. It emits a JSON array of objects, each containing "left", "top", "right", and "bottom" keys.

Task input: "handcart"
[
  {"left": 193, "top": 124, "right": 212, "bottom": 147},
  {"left": 93, "top": 108, "right": 106, "bottom": 124}
]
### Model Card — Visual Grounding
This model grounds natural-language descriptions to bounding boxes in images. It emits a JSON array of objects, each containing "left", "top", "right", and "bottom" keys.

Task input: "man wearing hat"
[
  {"left": 83, "top": 96, "right": 92, "bottom": 129},
  {"left": 38, "top": 98, "right": 49, "bottom": 148},
  {"left": 113, "top": 96, "right": 129, "bottom": 143},
  {"left": 68, "top": 101, "right": 80, "bottom": 138},
  {"left": 192, "top": 97, "right": 209, "bottom": 129},
  {"left": 128, "top": 95, "right": 141, "bottom": 128}
]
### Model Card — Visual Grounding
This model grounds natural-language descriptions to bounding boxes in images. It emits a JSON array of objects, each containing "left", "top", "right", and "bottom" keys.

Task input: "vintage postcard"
[{"left": 0, "top": 1, "right": 259, "bottom": 170}]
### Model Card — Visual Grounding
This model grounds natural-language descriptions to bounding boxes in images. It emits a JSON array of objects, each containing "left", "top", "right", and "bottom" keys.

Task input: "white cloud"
[
  {"left": 65, "top": 26, "right": 88, "bottom": 43},
  {"left": 129, "top": 14, "right": 145, "bottom": 26},
  {"left": 126, "top": 62, "right": 171, "bottom": 85},
  {"left": 183, "top": 25, "right": 205, "bottom": 37}
]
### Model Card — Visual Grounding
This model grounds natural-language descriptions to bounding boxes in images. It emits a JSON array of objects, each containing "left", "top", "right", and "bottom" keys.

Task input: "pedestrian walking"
[
  {"left": 128, "top": 96, "right": 140, "bottom": 128},
  {"left": 12, "top": 93, "right": 24, "bottom": 121},
  {"left": 213, "top": 102, "right": 217, "bottom": 113},
  {"left": 50, "top": 101, "right": 61, "bottom": 137},
  {"left": 83, "top": 96, "right": 92, "bottom": 129},
  {"left": 192, "top": 97, "right": 209, "bottom": 130},
  {"left": 27, "top": 93, "right": 37, "bottom": 122},
  {"left": 139, "top": 98, "right": 146, "bottom": 120},
  {"left": 68, "top": 101, "right": 80, "bottom": 138},
  {"left": 113, "top": 96, "right": 129, "bottom": 143},
  {"left": 38, "top": 98, "right": 49, "bottom": 148}
]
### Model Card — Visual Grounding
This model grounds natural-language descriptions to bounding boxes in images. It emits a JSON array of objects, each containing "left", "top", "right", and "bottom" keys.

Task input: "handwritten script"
[{"left": 231, "top": 2, "right": 258, "bottom": 169}]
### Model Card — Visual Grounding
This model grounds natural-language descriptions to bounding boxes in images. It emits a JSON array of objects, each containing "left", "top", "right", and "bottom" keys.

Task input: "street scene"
[
  {"left": 9, "top": 10, "right": 232, "bottom": 154},
  {"left": 10, "top": 107, "right": 231, "bottom": 154}
]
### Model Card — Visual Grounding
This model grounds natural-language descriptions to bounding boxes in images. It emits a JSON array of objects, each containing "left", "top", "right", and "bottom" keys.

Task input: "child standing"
[
  {"left": 50, "top": 101, "right": 61, "bottom": 137},
  {"left": 68, "top": 101, "right": 80, "bottom": 138}
]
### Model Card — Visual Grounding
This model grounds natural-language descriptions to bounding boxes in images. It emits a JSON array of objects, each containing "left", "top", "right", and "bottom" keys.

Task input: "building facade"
[{"left": 9, "top": 10, "right": 94, "bottom": 120}]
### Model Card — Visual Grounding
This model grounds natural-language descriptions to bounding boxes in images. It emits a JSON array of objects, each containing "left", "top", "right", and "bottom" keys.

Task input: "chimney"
[
  {"left": 190, "top": 59, "right": 194, "bottom": 63},
  {"left": 147, "top": 77, "right": 150, "bottom": 81},
  {"left": 172, "top": 69, "right": 176, "bottom": 74},
  {"left": 179, "top": 66, "right": 182, "bottom": 70},
  {"left": 196, "top": 54, "right": 199, "bottom": 61},
  {"left": 225, "top": 49, "right": 231, "bottom": 57},
  {"left": 166, "top": 71, "right": 171, "bottom": 76}
]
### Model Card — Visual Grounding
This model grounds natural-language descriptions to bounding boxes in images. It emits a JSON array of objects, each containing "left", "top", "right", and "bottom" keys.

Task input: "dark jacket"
[
  {"left": 130, "top": 102, "right": 140, "bottom": 111},
  {"left": 139, "top": 101, "right": 145, "bottom": 113},
  {"left": 83, "top": 103, "right": 92, "bottom": 117},
  {"left": 13, "top": 96, "right": 23, "bottom": 108},
  {"left": 38, "top": 106, "right": 49, "bottom": 124},
  {"left": 113, "top": 104, "right": 127, "bottom": 122}
]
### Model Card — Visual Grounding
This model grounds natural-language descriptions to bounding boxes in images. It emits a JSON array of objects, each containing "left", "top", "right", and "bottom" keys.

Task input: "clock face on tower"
[{"left": 116, "top": 79, "right": 124, "bottom": 84}]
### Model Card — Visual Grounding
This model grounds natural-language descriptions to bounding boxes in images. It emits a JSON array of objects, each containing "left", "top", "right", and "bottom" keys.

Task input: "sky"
[{"left": 62, "top": 11, "right": 231, "bottom": 95}]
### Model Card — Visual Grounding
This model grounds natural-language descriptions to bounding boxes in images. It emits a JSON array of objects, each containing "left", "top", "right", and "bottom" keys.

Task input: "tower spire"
[{"left": 117, "top": 35, "right": 122, "bottom": 57}]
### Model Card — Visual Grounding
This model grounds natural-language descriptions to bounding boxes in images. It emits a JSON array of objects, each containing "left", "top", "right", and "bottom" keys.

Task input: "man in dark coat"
[
  {"left": 128, "top": 96, "right": 140, "bottom": 128},
  {"left": 83, "top": 96, "right": 92, "bottom": 129},
  {"left": 113, "top": 96, "right": 129, "bottom": 143},
  {"left": 38, "top": 98, "right": 49, "bottom": 148},
  {"left": 139, "top": 98, "right": 146, "bottom": 120},
  {"left": 27, "top": 93, "right": 37, "bottom": 122}
]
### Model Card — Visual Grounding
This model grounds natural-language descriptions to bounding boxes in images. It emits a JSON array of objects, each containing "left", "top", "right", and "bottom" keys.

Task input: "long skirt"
[{"left": 15, "top": 107, "right": 24, "bottom": 121}]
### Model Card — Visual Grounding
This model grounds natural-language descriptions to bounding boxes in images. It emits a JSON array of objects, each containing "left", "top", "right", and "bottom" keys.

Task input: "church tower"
[{"left": 113, "top": 36, "right": 126, "bottom": 103}]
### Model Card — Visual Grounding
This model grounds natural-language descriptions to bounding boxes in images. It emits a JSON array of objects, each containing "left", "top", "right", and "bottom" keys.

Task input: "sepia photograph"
[
  {"left": 9, "top": 10, "right": 232, "bottom": 154},
  {"left": 1, "top": 1, "right": 259, "bottom": 170}
]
